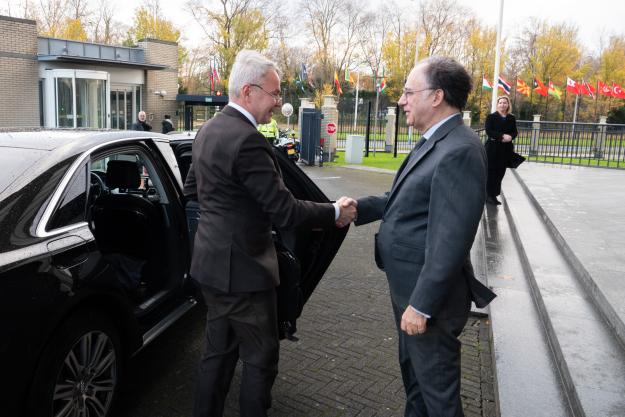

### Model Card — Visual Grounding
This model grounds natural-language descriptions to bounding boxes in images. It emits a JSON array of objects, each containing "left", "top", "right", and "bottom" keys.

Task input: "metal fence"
[
  {"left": 476, "top": 121, "right": 625, "bottom": 168},
  {"left": 336, "top": 102, "right": 422, "bottom": 154},
  {"left": 336, "top": 108, "right": 625, "bottom": 168}
]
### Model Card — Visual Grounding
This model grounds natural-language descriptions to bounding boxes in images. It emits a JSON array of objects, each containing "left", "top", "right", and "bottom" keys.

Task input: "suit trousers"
[
  {"left": 194, "top": 286, "right": 279, "bottom": 417},
  {"left": 392, "top": 303, "right": 469, "bottom": 417}
]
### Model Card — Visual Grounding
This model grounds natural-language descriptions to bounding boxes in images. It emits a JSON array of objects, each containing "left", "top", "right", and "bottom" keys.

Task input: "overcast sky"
[{"left": 3, "top": 0, "right": 624, "bottom": 51}]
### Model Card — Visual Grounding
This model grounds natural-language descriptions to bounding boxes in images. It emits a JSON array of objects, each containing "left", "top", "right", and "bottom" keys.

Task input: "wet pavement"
[
  {"left": 114, "top": 165, "right": 495, "bottom": 417},
  {"left": 514, "top": 163, "right": 625, "bottom": 337}
]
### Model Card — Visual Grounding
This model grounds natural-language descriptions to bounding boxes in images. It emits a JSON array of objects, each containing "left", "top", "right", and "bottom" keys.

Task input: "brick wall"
[
  {"left": 0, "top": 16, "right": 39, "bottom": 128},
  {"left": 137, "top": 39, "right": 178, "bottom": 131}
]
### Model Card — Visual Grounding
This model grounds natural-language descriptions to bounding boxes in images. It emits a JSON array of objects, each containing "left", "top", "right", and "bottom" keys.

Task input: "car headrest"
[{"left": 106, "top": 160, "right": 141, "bottom": 189}]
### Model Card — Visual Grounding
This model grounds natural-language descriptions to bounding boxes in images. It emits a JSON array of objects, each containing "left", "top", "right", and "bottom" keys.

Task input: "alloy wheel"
[{"left": 51, "top": 331, "right": 117, "bottom": 417}]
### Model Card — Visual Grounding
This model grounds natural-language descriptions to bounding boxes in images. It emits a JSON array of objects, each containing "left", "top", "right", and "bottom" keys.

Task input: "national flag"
[
  {"left": 612, "top": 82, "right": 625, "bottom": 99},
  {"left": 482, "top": 76, "right": 493, "bottom": 91},
  {"left": 579, "top": 79, "right": 595, "bottom": 98},
  {"left": 295, "top": 75, "right": 305, "bottom": 93},
  {"left": 516, "top": 79, "right": 530, "bottom": 96},
  {"left": 379, "top": 77, "right": 387, "bottom": 93},
  {"left": 300, "top": 63, "right": 308, "bottom": 81},
  {"left": 566, "top": 77, "right": 580, "bottom": 95},
  {"left": 344, "top": 68, "right": 354, "bottom": 84},
  {"left": 212, "top": 66, "right": 220, "bottom": 84},
  {"left": 334, "top": 70, "right": 343, "bottom": 95},
  {"left": 209, "top": 64, "right": 215, "bottom": 90},
  {"left": 548, "top": 81, "right": 562, "bottom": 99},
  {"left": 497, "top": 76, "right": 511, "bottom": 95},
  {"left": 533, "top": 77, "right": 548, "bottom": 97},
  {"left": 598, "top": 80, "right": 613, "bottom": 97}
]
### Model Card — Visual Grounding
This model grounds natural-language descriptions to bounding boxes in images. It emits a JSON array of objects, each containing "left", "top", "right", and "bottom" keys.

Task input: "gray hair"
[
  {"left": 229, "top": 50, "right": 280, "bottom": 98},
  {"left": 419, "top": 56, "right": 472, "bottom": 110}
]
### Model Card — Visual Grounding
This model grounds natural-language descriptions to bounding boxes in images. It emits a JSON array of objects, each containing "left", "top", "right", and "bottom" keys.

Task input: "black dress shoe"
[{"left": 486, "top": 196, "right": 502, "bottom": 205}]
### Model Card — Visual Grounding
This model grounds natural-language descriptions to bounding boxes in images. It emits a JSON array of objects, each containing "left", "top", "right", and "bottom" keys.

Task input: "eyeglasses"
[
  {"left": 250, "top": 83, "right": 282, "bottom": 103},
  {"left": 402, "top": 87, "right": 436, "bottom": 97}
]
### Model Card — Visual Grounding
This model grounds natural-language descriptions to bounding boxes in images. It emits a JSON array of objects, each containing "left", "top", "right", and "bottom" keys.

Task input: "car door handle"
[{"left": 48, "top": 235, "right": 89, "bottom": 269}]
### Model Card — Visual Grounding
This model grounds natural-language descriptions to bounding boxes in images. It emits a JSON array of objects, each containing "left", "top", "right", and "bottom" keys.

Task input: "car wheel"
[{"left": 28, "top": 312, "right": 122, "bottom": 417}]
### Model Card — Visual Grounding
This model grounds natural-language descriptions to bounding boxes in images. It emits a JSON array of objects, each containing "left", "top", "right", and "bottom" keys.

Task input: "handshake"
[{"left": 335, "top": 196, "right": 358, "bottom": 228}]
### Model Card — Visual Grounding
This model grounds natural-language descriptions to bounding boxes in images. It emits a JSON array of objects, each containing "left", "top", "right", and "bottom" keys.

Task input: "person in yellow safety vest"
[{"left": 257, "top": 118, "right": 279, "bottom": 142}]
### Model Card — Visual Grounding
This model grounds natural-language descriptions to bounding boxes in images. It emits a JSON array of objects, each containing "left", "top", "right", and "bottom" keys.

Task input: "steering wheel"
[{"left": 89, "top": 171, "right": 106, "bottom": 200}]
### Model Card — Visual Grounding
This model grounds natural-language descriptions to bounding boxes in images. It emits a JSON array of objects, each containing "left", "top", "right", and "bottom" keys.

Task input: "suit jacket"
[
  {"left": 185, "top": 105, "right": 335, "bottom": 293},
  {"left": 356, "top": 114, "right": 495, "bottom": 318}
]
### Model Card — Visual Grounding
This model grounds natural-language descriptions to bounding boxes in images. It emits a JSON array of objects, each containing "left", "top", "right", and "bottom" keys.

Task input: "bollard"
[{"left": 530, "top": 114, "right": 541, "bottom": 156}]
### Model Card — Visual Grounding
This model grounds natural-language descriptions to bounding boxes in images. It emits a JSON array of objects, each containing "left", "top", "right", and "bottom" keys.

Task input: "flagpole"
[
  {"left": 373, "top": 68, "right": 379, "bottom": 156},
  {"left": 571, "top": 92, "right": 579, "bottom": 138},
  {"left": 491, "top": 0, "right": 504, "bottom": 112},
  {"left": 353, "top": 71, "right": 360, "bottom": 131},
  {"left": 512, "top": 75, "right": 517, "bottom": 112},
  {"left": 562, "top": 81, "right": 567, "bottom": 121},
  {"left": 545, "top": 77, "right": 550, "bottom": 119},
  {"left": 478, "top": 76, "right": 483, "bottom": 123},
  {"left": 594, "top": 81, "right": 599, "bottom": 120},
  {"left": 530, "top": 77, "right": 534, "bottom": 116}
]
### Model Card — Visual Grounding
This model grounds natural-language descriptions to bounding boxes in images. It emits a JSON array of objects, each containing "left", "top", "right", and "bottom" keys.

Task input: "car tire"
[{"left": 27, "top": 311, "right": 122, "bottom": 417}]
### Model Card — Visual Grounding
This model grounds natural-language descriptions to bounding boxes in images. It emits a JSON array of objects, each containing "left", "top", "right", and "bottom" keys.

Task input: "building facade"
[{"left": 0, "top": 15, "right": 178, "bottom": 130}]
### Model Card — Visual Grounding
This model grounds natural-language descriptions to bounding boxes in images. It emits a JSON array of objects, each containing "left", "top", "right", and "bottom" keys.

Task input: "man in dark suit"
[
  {"left": 347, "top": 56, "right": 496, "bottom": 417},
  {"left": 185, "top": 50, "right": 356, "bottom": 417}
]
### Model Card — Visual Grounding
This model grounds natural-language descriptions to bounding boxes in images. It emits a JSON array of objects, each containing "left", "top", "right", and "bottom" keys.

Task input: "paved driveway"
[{"left": 115, "top": 165, "right": 494, "bottom": 417}]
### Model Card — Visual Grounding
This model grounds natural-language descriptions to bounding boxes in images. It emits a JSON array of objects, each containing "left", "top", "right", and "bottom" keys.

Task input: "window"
[
  {"left": 56, "top": 77, "right": 74, "bottom": 128},
  {"left": 43, "top": 69, "right": 111, "bottom": 128},
  {"left": 76, "top": 78, "right": 106, "bottom": 128},
  {"left": 47, "top": 165, "right": 88, "bottom": 231}
]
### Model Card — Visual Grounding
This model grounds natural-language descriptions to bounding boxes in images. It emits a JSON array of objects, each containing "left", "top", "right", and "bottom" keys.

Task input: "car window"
[
  {"left": 90, "top": 150, "right": 169, "bottom": 204},
  {"left": 47, "top": 164, "right": 88, "bottom": 231}
]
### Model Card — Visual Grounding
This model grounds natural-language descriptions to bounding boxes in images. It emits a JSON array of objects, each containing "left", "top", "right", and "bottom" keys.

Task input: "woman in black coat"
[{"left": 484, "top": 96, "right": 517, "bottom": 205}]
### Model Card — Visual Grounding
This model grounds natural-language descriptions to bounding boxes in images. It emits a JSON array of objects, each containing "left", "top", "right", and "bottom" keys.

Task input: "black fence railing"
[
  {"left": 476, "top": 121, "right": 625, "bottom": 169},
  {"left": 336, "top": 109, "right": 625, "bottom": 169},
  {"left": 337, "top": 102, "right": 423, "bottom": 153}
]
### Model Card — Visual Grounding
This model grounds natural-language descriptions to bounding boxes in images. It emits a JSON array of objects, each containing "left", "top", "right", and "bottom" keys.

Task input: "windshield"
[{"left": 0, "top": 147, "right": 48, "bottom": 194}]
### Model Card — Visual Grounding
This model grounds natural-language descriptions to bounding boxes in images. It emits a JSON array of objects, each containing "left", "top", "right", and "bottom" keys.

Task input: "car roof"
[{"left": 0, "top": 129, "right": 170, "bottom": 152}]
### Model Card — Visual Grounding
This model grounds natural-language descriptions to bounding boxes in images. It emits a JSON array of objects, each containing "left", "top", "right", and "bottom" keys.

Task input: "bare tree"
[
  {"left": 92, "top": 0, "right": 119, "bottom": 44},
  {"left": 66, "top": 0, "right": 89, "bottom": 20},
  {"left": 300, "top": 0, "right": 362, "bottom": 86},
  {"left": 37, "top": 0, "right": 68, "bottom": 37},
  {"left": 357, "top": 12, "right": 393, "bottom": 80},
  {"left": 418, "top": 0, "right": 471, "bottom": 58},
  {"left": 186, "top": 0, "right": 271, "bottom": 79}
]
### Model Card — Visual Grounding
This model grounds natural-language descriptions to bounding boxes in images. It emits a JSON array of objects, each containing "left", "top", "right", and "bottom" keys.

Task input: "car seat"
[{"left": 88, "top": 160, "right": 164, "bottom": 292}]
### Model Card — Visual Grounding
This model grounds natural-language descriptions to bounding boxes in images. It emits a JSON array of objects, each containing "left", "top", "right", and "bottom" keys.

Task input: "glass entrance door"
[
  {"left": 110, "top": 87, "right": 141, "bottom": 130},
  {"left": 110, "top": 90, "right": 127, "bottom": 129}
]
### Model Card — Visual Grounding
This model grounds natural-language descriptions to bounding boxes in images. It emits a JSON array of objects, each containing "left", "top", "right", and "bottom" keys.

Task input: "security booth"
[
  {"left": 176, "top": 94, "right": 229, "bottom": 131},
  {"left": 300, "top": 108, "right": 323, "bottom": 166}
]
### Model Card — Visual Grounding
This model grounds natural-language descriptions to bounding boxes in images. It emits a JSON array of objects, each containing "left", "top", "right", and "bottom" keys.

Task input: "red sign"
[{"left": 326, "top": 122, "right": 337, "bottom": 134}]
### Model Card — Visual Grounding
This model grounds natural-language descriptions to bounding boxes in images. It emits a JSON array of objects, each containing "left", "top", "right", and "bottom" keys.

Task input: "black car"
[{"left": 0, "top": 130, "right": 347, "bottom": 417}]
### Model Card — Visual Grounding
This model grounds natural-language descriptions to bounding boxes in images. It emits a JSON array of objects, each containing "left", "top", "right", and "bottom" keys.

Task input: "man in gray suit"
[
  {"left": 347, "top": 56, "right": 496, "bottom": 416},
  {"left": 185, "top": 50, "right": 356, "bottom": 417}
]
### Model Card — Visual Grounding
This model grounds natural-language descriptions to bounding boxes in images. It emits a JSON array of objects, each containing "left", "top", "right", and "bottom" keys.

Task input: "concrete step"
[
  {"left": 476, "top": 201, "right": 569, "bottom": 417},
  {"left": 499, "top": 172, "right": 625, "bottom": 417}
]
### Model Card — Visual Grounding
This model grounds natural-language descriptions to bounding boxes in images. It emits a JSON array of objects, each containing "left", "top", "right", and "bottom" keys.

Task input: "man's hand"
[
  {"left": 401, "top": 306, "right": 428, "bottom": 335},
  {"left": 335, "top": 196, "right": 357, "bottom": 228},
  {"left": 502, "top": 134, "right": 513, "bottom": 143}
]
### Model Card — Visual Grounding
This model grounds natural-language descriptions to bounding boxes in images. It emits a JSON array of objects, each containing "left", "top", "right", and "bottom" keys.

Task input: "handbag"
[{"left": 508, "top": 152, "right": 525, "bottom": 168}]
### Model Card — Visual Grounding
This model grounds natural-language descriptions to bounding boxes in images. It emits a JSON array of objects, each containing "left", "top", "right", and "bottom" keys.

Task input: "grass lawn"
[
  {"left": 326, "top": 151, "right": 624, "bottom": 170},
  {"left": 327, "top": 151, "right": 406, "bottom": 171}
]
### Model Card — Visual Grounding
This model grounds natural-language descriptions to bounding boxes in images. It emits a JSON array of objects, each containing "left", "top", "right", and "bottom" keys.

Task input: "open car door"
[{"left": 169, "top": 138, "right": 348, "bottom": 338}]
